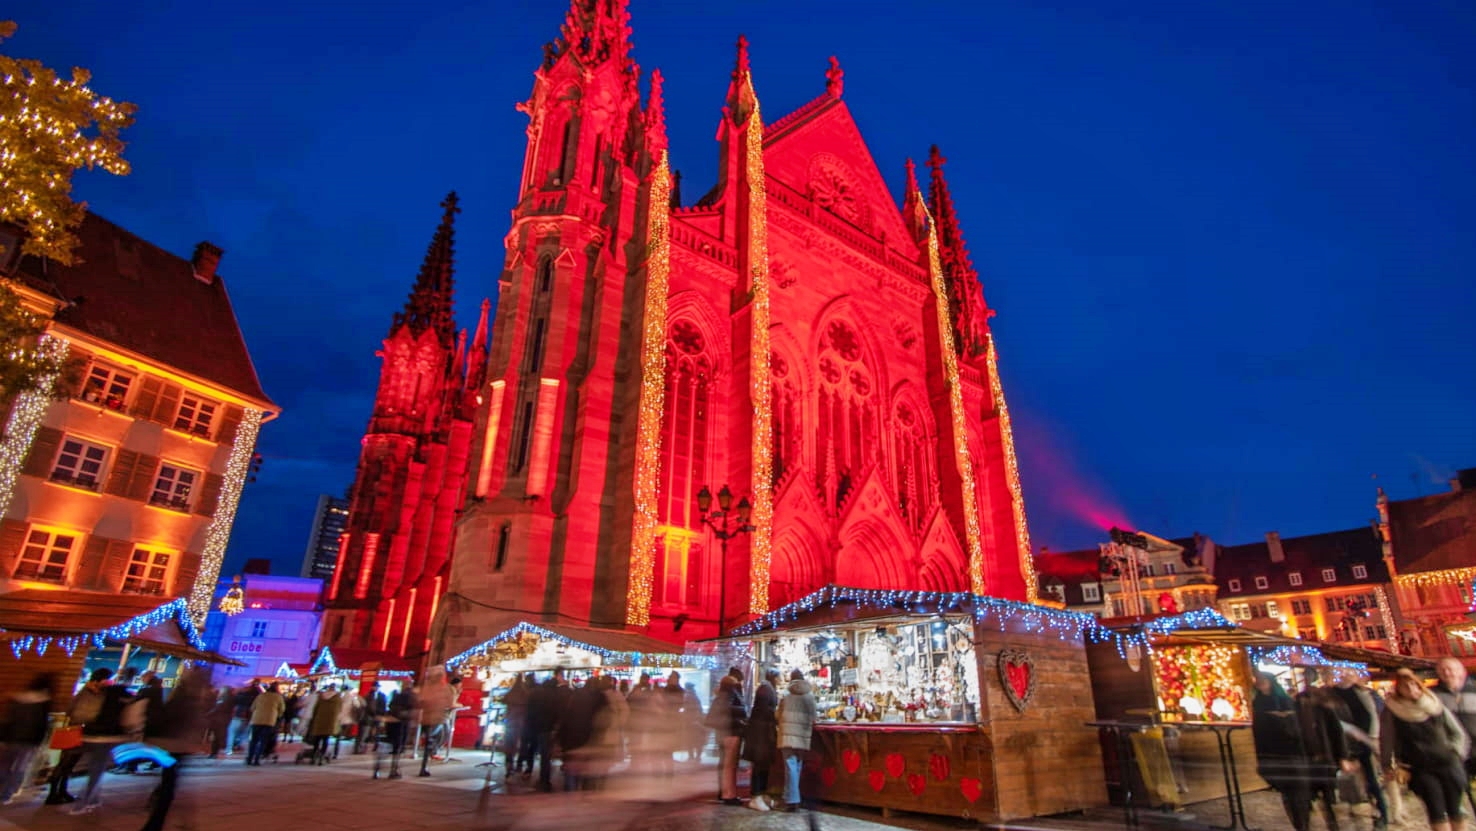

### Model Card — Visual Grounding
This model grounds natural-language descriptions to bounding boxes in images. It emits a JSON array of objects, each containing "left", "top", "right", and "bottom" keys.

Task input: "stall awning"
[
  {"left": 445, "top": 620, "right": 716, "bottom": 671},
  {"left": 0, "top": 589, "right": 243, "bottom": 666},
  {"left": 1313, "top": 642, "right": 1435, "bottom": 671}
]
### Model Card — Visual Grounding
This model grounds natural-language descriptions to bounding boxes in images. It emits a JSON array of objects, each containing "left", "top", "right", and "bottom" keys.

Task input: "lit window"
[
  {"left": 1291, "top": 599, "right": 1312, "bottom": 615},
  {"left": 14, "top": 529, "right": 76, "bottom": 583},
  {"left": 121, "top": 548, "right": 171, "bottom": 595},
  {"left": 1352, "top": 564, "right": 1368, "bottom": 580},
  {"left": 1163, "top": 562, "right": 1176, "bottom": 575},
  {"left": 251, "top": 621, "right": 268, "bottom": 638},
  {"left": 1227, "top": 579, "right": 1241, "bottom": 592},
  {"left": 1267, "top": 600, "right": 1280, "bottom": 618},
  {"left": 50, "top": 436, "right": 108, "bottom": 491},
  {"left": 81, "top": 363, "right": 133, "bottom": 410},
  {"left": 1322, "top": 568, "right": 1337, "bottom": 583},
  {"left": 149, "top": 463, "right": 198, "bottom": 511},
  {"left": 1082, "top": 583, "right": 1101, "bottom": 602},
  {"left": 174, "top": 395, "right": 217, "bottom": 436},
  {"left": 1231, "top": 603, "right": 1251, "bottom": 621},
  {"left": 1255, "top": 576, "right": 1269, "bottom": 590}
]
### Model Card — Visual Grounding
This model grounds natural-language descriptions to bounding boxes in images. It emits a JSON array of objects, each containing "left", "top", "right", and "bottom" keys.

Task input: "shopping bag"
[{"left": 49, "top": 725, "right": 83, "bottom": 751}]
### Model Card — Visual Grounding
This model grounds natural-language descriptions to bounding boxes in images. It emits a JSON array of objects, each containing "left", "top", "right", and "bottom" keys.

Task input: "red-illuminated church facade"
[{"left": 423, "top": 0, "right": 1037, "bottom": 658}]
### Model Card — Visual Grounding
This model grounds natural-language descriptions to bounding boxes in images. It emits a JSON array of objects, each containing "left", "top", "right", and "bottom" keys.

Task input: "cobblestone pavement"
[{"left": 0, "top": 742, "right": 1446, "bottom": 831}]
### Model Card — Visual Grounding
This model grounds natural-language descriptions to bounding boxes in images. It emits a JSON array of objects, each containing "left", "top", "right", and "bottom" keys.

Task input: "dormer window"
[
  {"left": 1352, "top": 564, "right": 1368, "bottom": 580},
  {"left": 1254, "top": 576, "right": 1269, "bottom": 590},
  {"left": 1322, "top": 568, "right": 1337, "bottom": 583},
  {"left": 1289, "top": 572, "right": 1303, "bottom": 587},
  {"left": 1228, "top": 579, "right": 1242, "bottom": 592},
  {"left": 1081, "top": 583, "right": 1101, "bottom": 602}
]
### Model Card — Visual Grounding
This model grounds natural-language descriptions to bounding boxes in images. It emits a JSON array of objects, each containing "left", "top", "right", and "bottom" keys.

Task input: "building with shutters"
[{"left": 0, "top": 212, "right": 277, "bottom": 624}]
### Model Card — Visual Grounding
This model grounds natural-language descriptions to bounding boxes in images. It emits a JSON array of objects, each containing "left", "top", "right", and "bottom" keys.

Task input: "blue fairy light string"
[
  {"left": 445, "top": 620, "right": 721, "bottom": 671},
  {"left": 0, "top": 598, "right": 207, "bottom": 659}
]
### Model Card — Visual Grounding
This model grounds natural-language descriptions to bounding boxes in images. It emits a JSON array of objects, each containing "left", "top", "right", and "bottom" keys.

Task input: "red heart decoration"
[
  {"left": 997, "top": 648, "right": 1037, "bottom": 712},
  {"left": 842, "top": 749, "right": 861, "bottom": 774},
  {"left": 868, "top": 770, "right": 886, "bottom": 792},
  {"left": 961, "top": 777, "right": 983, "bottom": 803},
  {"left": 907, "top": 772, "right": 927, "bottom": 796},
  {"left": 1007, "top": 661, "right": 1031, "bottom": 701},
  {"left": 821, "top": 767, "right": 837, "bottom": 787},
  {"left": 884, "top": 752, "right": 905, "bottom": 779},
  {"left": 928, "top": 752, "right": 950, "bottom": 782}
]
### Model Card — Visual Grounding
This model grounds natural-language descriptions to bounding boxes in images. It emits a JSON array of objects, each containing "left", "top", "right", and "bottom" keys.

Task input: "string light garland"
[
  {"left": 1395, "top": 568, "right": 1476, "bottom": 590},
  {"left": 985, "top": 333, "right": 1036, "bottom": 603},
  {"left": 188, "top": 408, "right": 262, "bottom": 626},
  {"left": 445, "top": 620, "right": 720, "bottom": 671},
  {"left": 0, "top": 597, "right": 206, "bottom": 658},
  {"left": 918, "top": 199, "right": 987, "bottom": 595},
  {"left": 0, "top": 333, "right": 67, "bottom": 519},
  {"left": 1248, "top": 644, "right": 1367, "bottom": 672},
  {"left": 625, "top": 150, "right": 672, "bottom": 626},
  {"left": 742, "top": 71, "right": 775, "bottom": 616},
  {"left": 1374, "top": 585, "right": 1398, "bottom": 652}
]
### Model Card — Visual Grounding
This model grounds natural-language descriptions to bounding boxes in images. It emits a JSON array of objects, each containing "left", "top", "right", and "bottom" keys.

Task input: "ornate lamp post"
[{"left": 697, "top": 484, "right": 755, "bottom": 636}]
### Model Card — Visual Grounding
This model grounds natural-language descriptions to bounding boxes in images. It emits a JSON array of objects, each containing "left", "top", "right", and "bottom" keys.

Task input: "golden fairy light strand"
[
  {"left": 744, "top": 73, "right": 774, "bottom": 616},
  {"left": 1373, "top": 586, "right": 1398, "bottom": 652},
  {"left": 920, "top": 201, "right": 987, "bottom": 596},
  {"left": 626, "top": 151, "right": 672, "bottom": 626},
  {"left": 0, "top": 333, "right": 67, "bottom": 519},
  {"left": 986, "top": 333, "right": 1037, "bottom": 603},
  {"left": 189, "top": 408, "right": 262, "bottom": 626}
]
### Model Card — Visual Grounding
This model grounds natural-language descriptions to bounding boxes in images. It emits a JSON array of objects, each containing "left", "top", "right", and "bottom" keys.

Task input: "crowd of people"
[{"left": 1251, "top": 657, "right": 1476, "bottom": 831}]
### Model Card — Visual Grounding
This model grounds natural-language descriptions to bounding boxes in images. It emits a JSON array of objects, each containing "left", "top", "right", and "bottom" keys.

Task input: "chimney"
[
  {"left": 192, "top": 241, "right": 223, "bottom": 284},
  {"left": 1266, "top": 531, "right": 1285, "bottom": 563}
]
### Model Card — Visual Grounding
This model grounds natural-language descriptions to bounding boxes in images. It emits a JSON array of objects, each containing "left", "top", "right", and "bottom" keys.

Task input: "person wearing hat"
[{"left": 1382, "top": 668, "right": 1470, "bottom": 831}]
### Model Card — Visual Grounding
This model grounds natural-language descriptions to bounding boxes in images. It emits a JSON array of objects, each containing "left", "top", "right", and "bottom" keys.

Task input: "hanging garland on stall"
[{"left": 2, "top": 598, "right": 207, "bottom": 659}]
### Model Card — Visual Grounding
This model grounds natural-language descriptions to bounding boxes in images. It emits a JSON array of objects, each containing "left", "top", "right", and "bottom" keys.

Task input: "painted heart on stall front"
[
  {"left": 868, "top": 770, "right": 887, "bottom": 792},
  {"left": 842, "top": 749, "right": 861, "bottom": 774},
  {"left": 821, "top": 767, "right": 837, "bottom": 787},
  {"left": 884, "top": 752, "right": 905, "bottom": 779},
  {"left": 997, "top": 648, "right": 1037, "bottom": 712},
  {"left": 928, "top": 752, "right": 950, "bottom": 782},
  {"left": 907, "top": 773, "right": 927, "bottom": 796},
  {"left": 960, "top": 777, "right": 983, "bottom": 804}
]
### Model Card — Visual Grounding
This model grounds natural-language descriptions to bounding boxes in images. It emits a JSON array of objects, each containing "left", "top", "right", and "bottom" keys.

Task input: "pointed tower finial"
[
  {"left": 463, "top": 298, "right": 491, "bottom": 395},
  {"left": 825, "top": 56, "right": 844, "bottom": 98},
  {"left": 724, "top": 34, "right": 758, "bottom": 125},
  {"left": 392, "top": 192, "right": 460, "bottom": 345},
  {"left": 734, "top": 34, "right": 751, "bottom": 80},
  {"left": 553, "top": 0, "right": 635, "bottom": 73},
  {"left": 926, "top": 148, "right": 990, "bottom": 357},
  {"left": 645, "top": 67, "right": 668, "bottom": 157},
  {"left": 903, "top": 158, "right": 926, "bottom": 243}
]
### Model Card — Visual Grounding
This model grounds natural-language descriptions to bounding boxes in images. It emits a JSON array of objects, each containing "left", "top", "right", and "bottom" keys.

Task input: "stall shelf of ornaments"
[
  {"left": 446, "top": 621, "right": 721, "bottom": 750},
  {"left": 716, "top": 585, "right": 1146, "bottom": 823}
]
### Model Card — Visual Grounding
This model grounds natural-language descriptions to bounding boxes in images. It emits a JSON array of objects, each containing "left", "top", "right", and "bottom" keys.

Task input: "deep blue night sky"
[{"left": 13, "top": 0, "right": 1475, "bottom": 575}]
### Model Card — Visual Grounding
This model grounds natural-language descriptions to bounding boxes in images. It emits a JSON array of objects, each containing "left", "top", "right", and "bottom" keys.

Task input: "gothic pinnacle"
[
  {"left": 646, "top": 67, "right": 668, "bottom": 156},
  {"left": 826, "top": 56, "right": 844, "bottom": 98},
  {"left": 393, "top": 192, "right": 459, "bottom": 345}
]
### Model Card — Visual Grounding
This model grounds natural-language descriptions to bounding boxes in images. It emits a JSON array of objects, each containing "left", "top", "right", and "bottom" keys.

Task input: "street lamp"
[{"left": 697, "top": 484, "right": 755, "bottom": 636}]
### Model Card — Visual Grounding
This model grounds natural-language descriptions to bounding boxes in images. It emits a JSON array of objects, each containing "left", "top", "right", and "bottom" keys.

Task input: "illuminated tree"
[
  {"left": 0, "top": 283, "right": 72, "bottom": 407},
  {"left": 0, "top": 21, "right": 134, "bottom": 266}
]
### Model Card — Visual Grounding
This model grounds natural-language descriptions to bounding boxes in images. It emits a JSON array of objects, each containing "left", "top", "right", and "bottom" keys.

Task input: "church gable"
[{"left": 763, "top": 99, "right": 914, "bottom": 251}]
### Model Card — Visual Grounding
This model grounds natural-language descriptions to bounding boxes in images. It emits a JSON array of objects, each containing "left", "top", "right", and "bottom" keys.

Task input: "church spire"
[
  {"left": 903, "top": 158, "right": 926, "bottom": 243},
  {"left": 926, "top": 147, "right": 989, "bottom": 357},
  {"left": 554, "top": 0, "right": 635, "bottom": 72},
  {"left": 392, "top": 192, "right": 459, "bottom": 346},
  {"left": 645, "top": 68, "right": 668, "bottom": 157},
  {"left": 724, "top": 35, "right": 757, "bottom": 125},
  {"left": 465, "top": 298, "right": 490, "bottom": 392}
]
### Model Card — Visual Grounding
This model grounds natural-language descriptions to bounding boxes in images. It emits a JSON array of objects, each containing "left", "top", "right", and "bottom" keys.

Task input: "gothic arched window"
[
  {"left": 815, "top": 320, "right": 876, "bottom": 499},
  {"left": 771, "top": 351, "right": 801, "bottom": 482},
  {"left": 654, "top": 319, "right": 711, "bottom": 608},
  {"left": 892, "top": 402, "right": 932, "bottom": 531},
  {"left": 523, "top": 257, "right": 554, "bottom": 374}
]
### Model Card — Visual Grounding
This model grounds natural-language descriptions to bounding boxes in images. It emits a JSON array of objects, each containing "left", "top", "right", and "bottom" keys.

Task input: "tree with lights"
[
  {"left": 0, "top": 20, "right": 134, "bottom": 266},
  {"left": 0, "top": 284, "right": 71, "bottom": 408}
]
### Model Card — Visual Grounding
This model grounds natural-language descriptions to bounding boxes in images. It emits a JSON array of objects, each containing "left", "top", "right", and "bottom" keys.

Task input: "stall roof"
[
  {"left": 0, "top": 589, "right": 243, "bottom": 666},
  {"left": 1313, "top": 642, "right": 1435, "bottom": 671},
  {"left": 445, "top": 620, "right": 715, "bottom": 670}
]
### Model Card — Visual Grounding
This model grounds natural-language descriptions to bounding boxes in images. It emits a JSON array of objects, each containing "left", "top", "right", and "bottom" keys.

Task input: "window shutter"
[
  {"left": 154, "top": 383, "right": 183, "bottom": 427},
  {"left": 217, "top": 405, "right": 244, "bottom": 445},
  {"left": 127, "top": 454, "right": 159, "bottom": 501},
  {"left": 20, "top": 426, "right": 63, "bottom": 478},
  {"left": 105, "top": 449, "right": 140, "bottom": 497},
  {"left": 74, "top": 535, "right": 111, "bottom": 588},
  {"left": 173, "top": 553, "right": 201, "bottom": 599},
  {"left": 100, "top": 540, "right": 134, "bottom": 592},
  {"left": 0, "top": 520, "right": 29, "bottom": 576},
  {"left": 195, "top": 473, "right": 224, "bottom": 517},
  {"left": 131, "top": 377, "right": 162, "bottom": 419}
]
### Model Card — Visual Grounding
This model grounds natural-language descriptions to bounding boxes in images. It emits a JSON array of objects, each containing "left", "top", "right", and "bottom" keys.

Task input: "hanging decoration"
[
  {"left": 625, "top": 148, "right": 673, "bottom": 627},
  {"left": 0, "top": 597, "right": 207, "bottom": 659},
  {"left": 218, "top": 576, "right": 245, "bottom": 616},
  {"left": 0, "top": 334, "right": 68, "bottom": 520},
  {"left": 996, "top": 648, "right": 1036, "bottom": 712},
  {"left": 445, "top": 620, "right": 719, "bottom": 671},
  {"left": 1152, "top": 643, "right": 1248, "bottom": 721},
  {"left": 741, "top": 69, "right": 776, "bottom": 617},
  {"left": 918, "top": 199, "right": 987, "bottom": 596},
  {"left": 189, "top": 407, "right": 262, "bottom": 626},
  {"left": 1248, "top": 644, "right": 1366, "bottom": 672}
]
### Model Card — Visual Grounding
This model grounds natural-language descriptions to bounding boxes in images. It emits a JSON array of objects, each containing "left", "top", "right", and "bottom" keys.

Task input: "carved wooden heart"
[{"left": 998, "top": 648, "right": 1037, "bottom": 712}]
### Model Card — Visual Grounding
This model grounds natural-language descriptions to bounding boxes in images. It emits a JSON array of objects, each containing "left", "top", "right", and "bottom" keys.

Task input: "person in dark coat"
[
  {"left": 74, "top": 667, "right": 135, "bottom": 814},
  {"left": 710, "top": 674, "right": 748, "bottom": 805},
  {"left": 137, "top": 668, "right": 213, "bottom": 831},
  {"left": 743, "top": 669, "right": 780, "bottom": 801},
  {"left": 1333, "top": 672, "right": 1389, "bottom": 828},
  {"left": 1252, "top": 672, "right": 1315, "bottom": 831},
  {"left": 557, "top": 680, "right": 609, "bottom": 791},
  {"left": 0, "top": 673, "right": 54, "bottom": 804},
  {"left": 1383, "top": 668, "right": 1470, "bottom": 831},
  {"left": 206, "top": 687, "right": 234, "bottom": 759},
  {"left": 523, "top": 674, "right": 565, "bottom": 792},
  {"left": 1296, "top": 675, "right": 1357, "bottom": 831}
]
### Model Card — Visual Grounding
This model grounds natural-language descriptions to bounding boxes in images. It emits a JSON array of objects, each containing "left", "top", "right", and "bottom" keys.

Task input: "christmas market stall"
[
  {"left": 719, "top": 585, "right": 1110, "bottom": 823},
  {"left": 0, "top": 589, "right": 243, "bottom": 707},
  {"left": 444, "top": 621, "right": 719, "bottom": 750}
]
